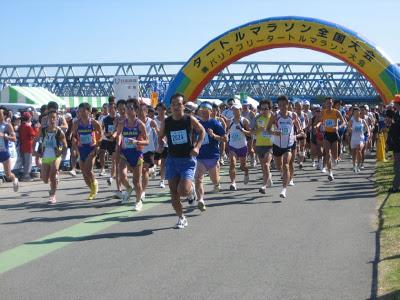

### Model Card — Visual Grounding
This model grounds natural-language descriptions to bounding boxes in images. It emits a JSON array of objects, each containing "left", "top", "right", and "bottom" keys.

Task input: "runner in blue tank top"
[{"left": 115, "top": 98, "right": 149, "bottom": 211}]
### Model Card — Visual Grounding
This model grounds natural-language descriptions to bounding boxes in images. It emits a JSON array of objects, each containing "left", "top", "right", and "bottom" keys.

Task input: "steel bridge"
[{"left": 0, "top": 61, "right": 379, "bottom": 102}]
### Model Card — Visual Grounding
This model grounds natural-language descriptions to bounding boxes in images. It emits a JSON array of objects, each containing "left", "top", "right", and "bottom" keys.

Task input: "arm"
[
  {"left": 137, "top": 121, "right": 149, "bottom": 146},
  {"left": 157, "top": 119, "right": 166, "bottom": 153},
  {"left": 150, "top": 119, "right": 159, "bottom": 135},
  {"left": 58, "top": 130, "right": 68, "bottom": 149},
  {"left": 241, "top": 118, "right": 252, "bottom": 137},
  {"left": 266, "top": 115, "right": 280, "bottom": 136},
  {"left": 93, "top": 120, "right": 103, "bottom": 144},
  {"left": 190, "top": 116, "right": 205, "bottom": 156},
  {"left": 338, "top": 111, "right": 346, "bottom": 128},
  {"left": 4, "top": 124, "right": 17, "bottom": 142},
  {"left": 59, "top": 116, "right": 68, "bottom": 131},
  {"left": 114, "top": 122, "right": 124, "bottom": 148},
  {"left": 207, "top": 122, "right": 228, "bottom": 143}
]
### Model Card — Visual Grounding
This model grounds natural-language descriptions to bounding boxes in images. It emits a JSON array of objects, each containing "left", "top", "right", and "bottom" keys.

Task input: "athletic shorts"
[
  {"left": 197, "top": 158, "right": 219, "bottom": 171},
  {"left": 0, "top": 151, "right": 10, "bottom": 163},
  {"left": 324, "top": 132, "right": 339, "bottom": 143},
  {"left": 273, "top": 144, "right": 292, "bottom": 157},
  {"left": 229, "top": 145, "right": 248, "bottom": 158},
  {"left": 121, "top": 149, "right": 143, "bottom": 168},
  {"left": 100, "top": 140, "right": 116, "bottom": 155},
  {"left": 351, "top": 139, "right": 364, "bottom": 149},
  {"left": 143, "top": 151, "right": 155, "bottom": 168},
  {"left": 154, "top": 147, "right": 168, "bottom": 160},
  {"left": 255, "top": 146, "right": 273, "bottom": 159},
  {"left": 165, "top": 156, "right": 197, "bottom": 180},
  {"left": 78, "top": 145, "right": 95, "bottom": 161},
  {"left": 42, "top": 157, "right": 61, "bottom": 165},
  {"left": 364, "top": 134, "right": 369, "bottom": 142}
]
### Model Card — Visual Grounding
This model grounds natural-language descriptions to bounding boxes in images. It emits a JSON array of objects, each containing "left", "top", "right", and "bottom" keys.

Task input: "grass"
[{"left": 375, "top": 157, "right": 400, "bottom": 299}]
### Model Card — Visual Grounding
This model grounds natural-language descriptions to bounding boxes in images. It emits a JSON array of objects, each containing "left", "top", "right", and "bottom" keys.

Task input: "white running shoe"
[
  {"left": 259, "top": 186, "right": 266, "bottom": 194},
  {"left": 321, "top": 167, "right": 327, "bottom": 173},
  {"left": 99, "top": 169, "right": 106, "bottom": 176},
  {"left": 328, "top": 172, "right": 334, "bottom": 181},
  {"left": 141, "top": 191, "right": 146, "bottom": 202},
  {"left": 353, "top": 166, "right": 357, "bottom": 173},
  {"left": 229, "top": 182, "right": 237, "bottom": 191},
  {"left": 134, "top": 200, "right": 143, "bottom": 211},
  {"left": 280, "top": 188, "right": 287, "bottom": 198},
  {"left": 107, "top": 177, "right": 113, "bottom": 186},
  {"left": 176, "top": 216, "right": 188, "bottom": 229},
  {"left": 69, "top": 170, "right": 77, "bottom": 177},
  {"left": 289, "top": 179, "right": 295, "bottom": 186},
  {"left": 159, "top": 180, "right": 165, "bottom": 188},
  {"left": 244, "top": 174, "right": 250, "bottom": 185},
  {"left": 219, "top": 158, "right": 225, "bottom": 166},
  {"left": 312, "top": 161, "right": 316, "bottom": 168},
  {"left": 197, "top": 199, "right": 206, "bottom": 212},
  {"left": 13, "top": 178, "right": 19, "bottom": 192},
  {"left": 267, "top": 177, "right": 274, "bottom": 187}
]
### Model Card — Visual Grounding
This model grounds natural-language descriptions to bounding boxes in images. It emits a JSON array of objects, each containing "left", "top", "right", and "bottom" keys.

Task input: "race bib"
[
  {"left": 0, "top": 138, "right": 5, "bottom": 152},
  {"left": 230, "top": 132, "right": 241, "bottom": 141},
  {"left": 257, "top": 120, "right": 265, "bottom": 127},
  {"left": 123, "top": 137, "right": 136, "bottom": 149},
  {"left": 44, "top": 135, "right": 56, "bottom": 148},
  {"left": 261, "top": 130, "right": 271, "bottom": 138},
  {"left": 80, "top": 134, "right": 93, "bottom": 145},
  {"left": 280, "top": 126, "right": 290, "bottom": 136},
  {"left": 170, "top": 130, "right": 188, "bottom": 145},
  {"left": 355, "top": 125, "right": 363, "bottom": 133},
  {"left": 202, "top": 133, "right": 210, "bottom": 145},
  {"left": 107, "top": 125, "right": 114, "bottom": 133},
  {"left": 325, "top": 119, "right": 334, "bottom": 127}
]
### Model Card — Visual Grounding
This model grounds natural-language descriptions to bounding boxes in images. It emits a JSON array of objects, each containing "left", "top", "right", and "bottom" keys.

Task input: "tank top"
[
  {"left": 273, "top": 112, "right": 295, "bottom": 148},
  {"left": 155, "top": 116, "right": 168, "bottom": 148},
  {"left": 142, "top": 118, "right": 156, "bottom": 153},
  {"left": 228, "top": 117, "right": 247, "bottom": 149},
  {"left": 121, "top": 119, "right": 141, "bottom": 151},
  {"left": 77, "top": 119, "right": 96, "bottom": 147},
  {"left": 165, "top": 115, "right": 193, "bottom": 157},
  {"left": 298, "top": 111, "right": 306, "bottom": 129},
  {"left": 42, "top": 130, "right": 58, "bottom": 159},
  {"left": 322, "top": 109, "right": 339, "bottom": 133},
  {"left": 0, "top": 122, "right": 10, "bottom": 153},
  {"left": 351, "top": 119, "right": 365, "bottom": 141},
  {"left": 255, "top": 115, "right": 272, "bottom": 147}
]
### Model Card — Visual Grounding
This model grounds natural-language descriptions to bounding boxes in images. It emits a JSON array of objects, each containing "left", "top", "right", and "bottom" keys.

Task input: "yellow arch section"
[{"left": 165, "top": 16, "right": 400, "bottom": 105}]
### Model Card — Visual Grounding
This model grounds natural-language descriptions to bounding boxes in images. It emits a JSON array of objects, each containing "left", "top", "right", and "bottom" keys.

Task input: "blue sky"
[{"left": 0, "top": 0, "right": 398, "bottom": 65}]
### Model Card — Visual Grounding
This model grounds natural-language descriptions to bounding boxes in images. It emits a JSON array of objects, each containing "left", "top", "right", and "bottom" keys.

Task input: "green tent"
[
  {"left": 0, "top": 86, "right": 65, "bottom": 107},
  {"left": 61, "top": 96, "right": 109, "bottom": 108}
]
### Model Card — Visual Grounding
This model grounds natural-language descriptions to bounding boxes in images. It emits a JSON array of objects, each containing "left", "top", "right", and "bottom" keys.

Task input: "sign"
[{"left": 113, "top": 76, "right": 139, "bottom": 100}]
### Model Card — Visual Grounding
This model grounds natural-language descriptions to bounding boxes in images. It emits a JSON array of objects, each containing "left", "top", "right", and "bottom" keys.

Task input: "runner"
[
  {"left": 138, "top": 102, "right": 158, "bottom": 202},
  {"left": 0, "top": 106, "right": 19, "bottom": 192},
  {"left": 347, "top": 107, "right": 370, "bottom": 173},
  {"left": 321, "top": 97, "right": 346, "bottom": 181},
  {"left": 157, "top": 93, "right": 205, "bottom": 229},
  {"left": 242, "top": 102, "right": 257, "bottom": 167},
  {"left": 115, "top": 98, "right": 148, "bottom": 210},
  {"left": 71, "top": 102, "right": 102, "bottom": 200},
  {"left": 252, "top": 99, "right": 274, "bottom": 194},
  {"left": 294, "top": 101, "right": 309, "bottom": 169},
  {"left": 211, "top": 104, "right": 227, "bottom": 165},
  {"left": 113, "top": 99, "right": 127, "bottom": 199},
  {"left": 154, "top": 103, "right": 168, "bottom": 188},
  {"left": 100, "top": 103, "right": 117, "bottom": 186},
  {"left": 194, "top": 101, "right": 227, "bottom": 211},
  {"left": 227, "top": 102, "right": 251, "bottom": 191},
  {"left": 98, "top": 103, "right": 109, "bottom": 176},
  {"left": 266, "top": 95, "right": 303, "bottom": 198},
  {"left": 38, "top": 110, "right": 67, "bottom": 203},
  {"left": 309, "top": 106, "right": 324, "bottom": 170}
]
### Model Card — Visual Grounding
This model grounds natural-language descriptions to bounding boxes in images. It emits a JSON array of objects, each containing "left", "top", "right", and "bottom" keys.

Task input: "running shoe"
[
  {"left": 69, "top": 170, "right": 77, "bottom": 177},
  {"left": 87, "top": 190, "right": 95, "bottom": 201},
  {"left": 244, "top": 174, "right": 250, "bottom": 185},
  {"left": 48, "top": 195, "right": 57, "bottom": 204},
  {"left": 99, "top": 169, "right": 106, "bottom": 176},
  {"left": 141, "top": 191, "right": 146, "bottom": 202},
  {"left": 328, "top": 172, "right": 334, "bottom": 181},
  {"left": 121, "top": 187, "right": 133, "bottom": 204},
  {"left": 150, "top": 167, "right": 157, "bottom": 180},
  {"left": 353, "top": 166, "right": 357, "bottom": 173},
  {"left": 312, "top": 161, "right": 316, "bottom": 168},
  {"left": 197, "top": 199, "right": 206, "bottom": 212},
  {"left": 280, "top": 188, "right": 287, "bottom": 198},
  {"left": 175, "top": 216, "right": 188, "bottom": 229},
  {"left": 12, "top": 178, "right": 19, "bottom": 192},
  {"left": 114, "top": 191, "right": 123, "bottom": 199},
  {"left": 229, "top": 182, "right": 237, "bottom": 191},
  {"left": 107, "top": 177, "right": 113, "bottom": 186},
  {"left": 159, "top": 180, "right": 165, "bottom": 188},
  {"left": 93, "top": 179, "right": 99, "bottom": 195},
  {"left": 299, "top": 162, "right": 303, "bottom": 170},
  {"left": 289, "top": 179, "right": 295, "bottom": 186},
  {"left": 321, "top": 167, "right": 327, "bottom": 173},
  {"left": 134, "top": 200, "right": 143, "bottom": 211},
  {"left": 267, "top": 178, "right": 274, "bottom": 187},
  {"left": 219, "top": 158, "right": 225, "bottom": 166},
  {"left": 259, "top": 186, "right": 266, "bottom": 194},
  {"left": 213, "top": 184, "right": 221, "bottom": 193}
]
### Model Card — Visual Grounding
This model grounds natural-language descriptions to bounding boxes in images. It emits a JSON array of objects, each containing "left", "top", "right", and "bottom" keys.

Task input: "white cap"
[
  {"left": 232, "top": 103, "right": 242, "bottom": 110},
  {"left": 65, "top": 113, "right": 72, "bottom": 119}
]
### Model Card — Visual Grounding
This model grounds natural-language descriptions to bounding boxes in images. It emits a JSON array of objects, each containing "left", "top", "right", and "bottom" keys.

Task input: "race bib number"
[
  {"left": 202, "top": 133, "right": 210, "bottom": 145},
  {"left": 170, "top": 130, "right": 188, "bottom": 145},
  {"left": 261, "top": 130, "right": 271, "bottom": 138},
  {"left": 80, "top": 134, "right": 93, "bottom": 145},
  {"left": 281, "top": 126, "right": 290, "bottom": 136},
  {"left": 325, "top": 119, "right": 334, "bottom": 127},
  {"left": 257, "top": 120, "right": 265, "bottom": 127},
  {"left": 124, "top": 137, "right": 136, "bottom": 149},
  {"left": 230, "top": 132, "right": 241, "bottom": 141},
  {"left": 107, "top": 125, "right": 114, "bottom": 133},
  {"left": 0, "top": 138, "right": 5, "bottom": 151}
]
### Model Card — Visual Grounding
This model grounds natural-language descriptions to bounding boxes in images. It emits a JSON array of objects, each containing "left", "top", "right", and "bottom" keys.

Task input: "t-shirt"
[
  {"left": 19, "top": 123, "right": 38, "bottom": 153},
  {"left": 198, "top": 119, "right": 225, "bottom": 160}
]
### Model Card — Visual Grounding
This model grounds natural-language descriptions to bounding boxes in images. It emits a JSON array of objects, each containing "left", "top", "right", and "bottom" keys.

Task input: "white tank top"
[
  {"left": 274, "top": 112, "right": 295, "bottom": 148},
  {"left": 43, "top": 131, "right": 57, "bottom": 158},
  {"left": 351, "top": 119, "right": 365, "bottom": 141},
  {"left": 143, "top": 118, "right": 156, "bottom": 153},
  {"left": 228, "top": 117, "right": 247, "bottom": 149},
  {"left": 298, "top": 112, "right": 306, "bottom": 129},
  {"left": 0, "top": 122, "right": 8, "bottom": 152}
]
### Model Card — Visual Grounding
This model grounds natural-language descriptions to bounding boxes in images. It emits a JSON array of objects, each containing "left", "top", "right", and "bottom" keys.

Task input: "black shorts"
[
  {"left": 154, "top": 147, "right": 168, "bottom": 160},
  {"left": 100, "top": 140, "right": 116, "bottom": 155},
  {"left": 324, "top": 132, "right": 339, "bottom": 143},
  {"left": 273, "top": 144, "right": 292, "bottom": 157},
  {"left": 143, "top": 152, "right": 155, "bottom": 168}
]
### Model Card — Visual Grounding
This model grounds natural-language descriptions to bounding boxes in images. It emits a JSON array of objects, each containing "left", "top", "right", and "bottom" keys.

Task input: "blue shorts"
[
  {"left": 78, "top": 145, "right": 95, "bottom": 161},
  {"left": 121, "top": 149, "right": 143, "bottom": 168},
  {"left": 166, "top": 156, "right": 197, "bottom": 180},
  {"left": 364, "top": 134, "right": 369, "bottom": 142},
  {"left": 197, "top": 158, "right": 219, "bottom": 170},
  {"left": 0, "top": 151, "right": 10, "bottom": 163}
]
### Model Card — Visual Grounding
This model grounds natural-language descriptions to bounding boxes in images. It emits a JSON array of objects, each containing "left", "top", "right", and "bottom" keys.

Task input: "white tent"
[
  {"left": 0, "top": 86, "right": 65, "bottom": 106},
  {"left": 234, "top": 95, "right": 259, "bottom": 108}
]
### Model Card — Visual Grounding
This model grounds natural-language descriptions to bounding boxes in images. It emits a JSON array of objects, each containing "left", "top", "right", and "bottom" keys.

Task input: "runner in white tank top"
[{"left": 347, "top": 107, "right": 369, "bottom": 173}]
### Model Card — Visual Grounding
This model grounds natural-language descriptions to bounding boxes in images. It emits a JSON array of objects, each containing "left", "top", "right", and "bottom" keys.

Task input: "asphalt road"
[{"left": 0, "top": 155, "right": 377, "bottom": 300}]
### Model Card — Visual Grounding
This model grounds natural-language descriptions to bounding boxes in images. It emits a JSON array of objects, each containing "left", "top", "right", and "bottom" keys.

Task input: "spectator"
[
  {"left": 19, "top": 112, "right": 38, "bottom": 181},
  {"left": 386, "top": 95, "right": 400, "bottom": 193}
]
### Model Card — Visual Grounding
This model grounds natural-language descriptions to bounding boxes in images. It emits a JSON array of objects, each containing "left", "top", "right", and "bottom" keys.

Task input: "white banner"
[{"left": 113, "top": 76, "right": 139, "bottom": 100}]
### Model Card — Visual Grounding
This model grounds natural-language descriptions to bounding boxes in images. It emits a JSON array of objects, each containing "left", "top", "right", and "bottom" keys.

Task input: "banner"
[{"left": 113, "top": 76, "right": 139, "bottom": 100}]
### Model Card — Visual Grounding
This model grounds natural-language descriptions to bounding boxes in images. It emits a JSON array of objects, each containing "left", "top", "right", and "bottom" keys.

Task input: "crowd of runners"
[{"left": 0, "top": 94, "right": 391, "bottom": 228}]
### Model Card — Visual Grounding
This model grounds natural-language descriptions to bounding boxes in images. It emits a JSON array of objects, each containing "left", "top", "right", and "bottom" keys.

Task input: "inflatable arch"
[{"left": 165, "top": 16, "right": 400, "bottom": 106}]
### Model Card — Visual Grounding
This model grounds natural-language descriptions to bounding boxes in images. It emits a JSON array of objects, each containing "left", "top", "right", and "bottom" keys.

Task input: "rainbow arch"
[{"left": 164, "top": 16, "right": 400, "bottom": 106}]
